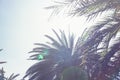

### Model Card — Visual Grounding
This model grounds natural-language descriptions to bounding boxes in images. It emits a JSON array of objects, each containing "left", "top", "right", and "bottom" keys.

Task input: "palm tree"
[
  {"left": 24, "top": 0, "right": 120, "bottom": 80},
  {"left": 24, "top": 24, "right": 120, "bottom": 80},
  {"left": 0, "top": 68, "right": 5, "bottom": 80},
  {"left": 76, "top": 20, "right": 120, "bottom": 80},
  {"left": 24, "top": 29, "right": 88, "bottom": 80},
  {"left": 0, "top": 49, "right": 19, "bottom": 80},
  {"left": 24, "top": 27, "right": 120, "bottom": 80},
  {"left": 46, "top": 0, "right": 120, "bottom": 80},
  {"left": 0, "top": 68, "right": 19, "bottom": 80}
]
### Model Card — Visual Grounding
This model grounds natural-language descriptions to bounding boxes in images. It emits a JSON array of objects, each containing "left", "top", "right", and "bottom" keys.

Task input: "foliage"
[
  {"left": 24, "top": 21, "right": 120, "bottom": 80},
  {"left": 47, "top": 0, "right": 120, "bottom": 19},
  {"left": 24, "top": 29, "right": 88, "bottom": 80},
  {"left": 60, "top": 66, "right": 88, "bottom": 80},
  {"left": 24, "top": 0, "right": 120, "bottom": 80},
  {"left": 76, "top": 18, "right": 120, "bottom": 80},
  {"left": 0, "top": 49, "right": 19, "bottom": 80},
  {"left": 46, "top": 0, "right": 120, "bottom": 80},
  {"left": 0, "top": 68, "right": 19, "bottom": 80},
  {"left": 0, "top": 68, "right": 5, "bottom": 80},
  {"left": 6, "top": 73, "right": 19, "bottom": 80}
]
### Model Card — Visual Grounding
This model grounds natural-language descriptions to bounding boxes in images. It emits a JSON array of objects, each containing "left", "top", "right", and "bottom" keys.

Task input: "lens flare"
[
  {"left": 37, "top": 54, "right": 44, "bottom": 60},
  {"left": 37, "top": 49, "right": 48, "bottom": 60}
]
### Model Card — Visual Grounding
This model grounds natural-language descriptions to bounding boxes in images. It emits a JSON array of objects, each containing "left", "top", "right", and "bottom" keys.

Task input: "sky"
[{"left": 0, "top": 0, "right": 106, "bottom": 79}]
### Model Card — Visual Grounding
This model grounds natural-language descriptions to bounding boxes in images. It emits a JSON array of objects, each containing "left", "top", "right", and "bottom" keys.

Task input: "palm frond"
[
  {"left": 24, "top": 17, "right": 120, "bottom": 80},
  {"left": 47, "top": 0, "right": 120, "bottom": 19},
  {"left": 0, "top": 68, "right": 5, "bottom": 80},
  {"left": 24, "top": 29, "right": 87, "bottom": 80},
  {"left": 0, "top": 49, "right": 6, "bottom": 64},
  {"left": 6, "top": 73, "right": 19, "bottom": 80},
  {"left": 95, "top": 42, "right": 120, "bottom": 80},
  {"left": 0, "top": 62, "right": 6, "bottom": 64},
  {"left": 73, "top": 18, "right": 120, "bottom": 79}
]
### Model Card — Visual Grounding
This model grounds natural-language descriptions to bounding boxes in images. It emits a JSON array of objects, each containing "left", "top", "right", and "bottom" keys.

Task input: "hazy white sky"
[{"left": 0, "top": 0, "right": 104, "bottom": 79}]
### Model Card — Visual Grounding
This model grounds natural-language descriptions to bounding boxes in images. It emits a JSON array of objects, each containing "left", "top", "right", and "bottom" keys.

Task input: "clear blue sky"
[{"left": 0, "top": 0, "right": 101, "bottom": 79}]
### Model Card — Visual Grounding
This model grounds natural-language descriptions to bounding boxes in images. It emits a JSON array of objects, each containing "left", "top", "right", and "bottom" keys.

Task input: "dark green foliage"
[{"left": 61, "top": 66, "right": 88, "bottom": 80}]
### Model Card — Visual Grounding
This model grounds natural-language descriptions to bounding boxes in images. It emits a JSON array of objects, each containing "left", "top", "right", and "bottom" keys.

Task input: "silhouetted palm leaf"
[
  {"left": 0, "top": 68, "right": 19, "bottom": 80},
  {"left": 24, "top": 29, "right": 88, "bottom": 80},
  {"left": 0, "top": 68, "right": 5, "bottom": 80},
  {"left": 75, "top": 18, "right": 120, "bottom": 80},
  {"left": 0, "top": 62, "right": 6, "bottom": 64},
  {"left": 0, "top": 50, "right": 19, "bottom": 80},
  {"left": 6, "top": 73, "right": 19, "bottom": 80}
]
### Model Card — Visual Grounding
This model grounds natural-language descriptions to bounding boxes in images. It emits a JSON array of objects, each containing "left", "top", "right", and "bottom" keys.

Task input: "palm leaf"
[
  {"left": 74, "top": 18, "right": 120, "bottom": 79},
  {"left": 0, "top": 49, "right": 6, "bottom": 64},
  {"left": 0, "top": 62, "right": 6, "bottom": 64},
  {"left": 6, "top": 73, "right": 19, "bottom": 80},
  {"left": 24, "top": 29, "right": 88, "bottom": 80},
  {"left": 47, "top": 0, "right": 120, "bottom": 19},
  {"left": 0, "top": 68, "right": 5, "bottom": 80}
]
